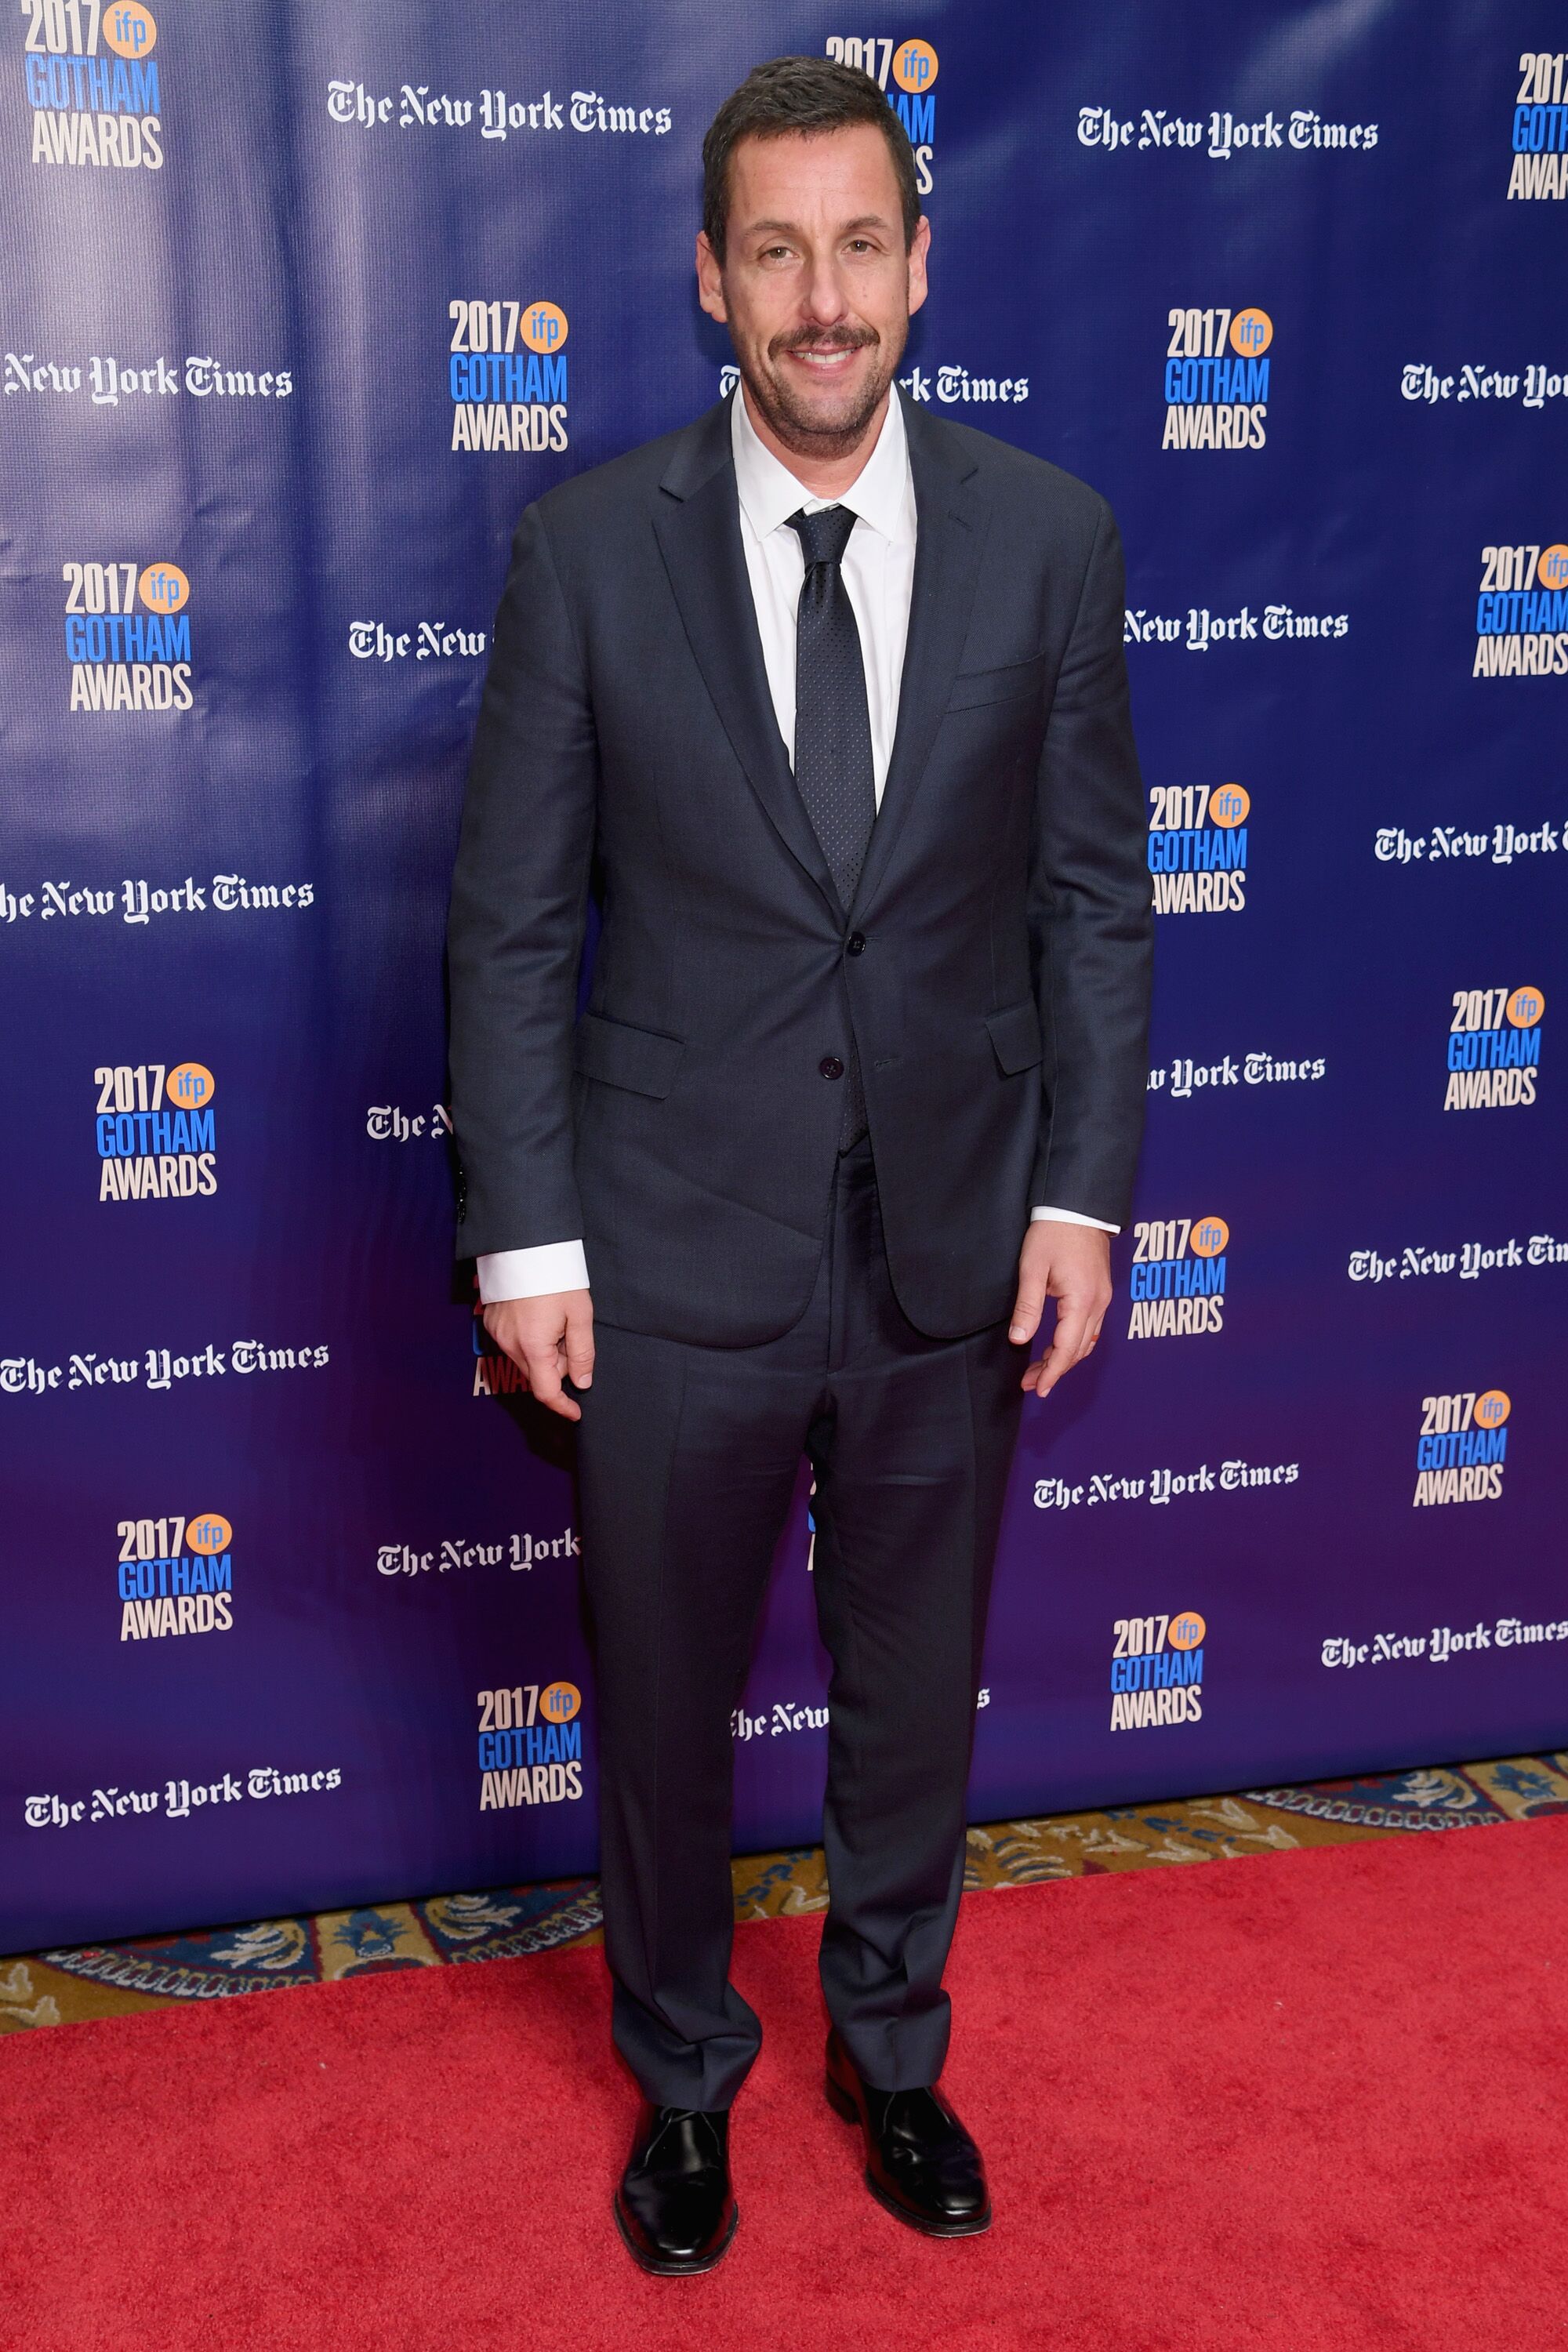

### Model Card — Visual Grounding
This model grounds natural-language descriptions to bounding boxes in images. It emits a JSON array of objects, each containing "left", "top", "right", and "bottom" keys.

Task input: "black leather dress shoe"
[
  {"left": 613, "top": 2102, "right": 739, "bottom": 2275},
  {"left": 825, "top": 2029, "right": 991, "bottom": 2236}
]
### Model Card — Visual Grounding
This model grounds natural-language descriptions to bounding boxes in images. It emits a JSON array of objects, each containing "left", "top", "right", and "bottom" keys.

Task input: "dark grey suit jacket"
[{"left": 448, "top": 390, "right": 1152, "bottom": 1345}]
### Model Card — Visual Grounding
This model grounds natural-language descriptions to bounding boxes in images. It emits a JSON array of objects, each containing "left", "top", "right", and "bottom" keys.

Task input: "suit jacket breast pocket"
[
  {"left": 946, "top": 652, "right": 1049, "bottom": 712},
  {"left": 573, "top": 1012, "right": 684, "bottom": 1098}
]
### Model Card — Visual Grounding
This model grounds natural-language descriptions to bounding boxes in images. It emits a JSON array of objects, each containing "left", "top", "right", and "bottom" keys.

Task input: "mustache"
[{"left": 770, "top": 324, "right": 879, "bottom": 358}]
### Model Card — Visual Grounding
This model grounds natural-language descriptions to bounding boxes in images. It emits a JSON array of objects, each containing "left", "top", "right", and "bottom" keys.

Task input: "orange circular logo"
[
  {"left": 1229, "top": 307, "right": 1273, "bottom": 358},
  {"left": 1474, "top": 1390, "right": 1511, "bottom": 1428},
  {"left": 167, "top": 1061, "right": 215, "bottom": 1109},
  {"left": 187, "top": 1514, "right": 233, "bottom": 1554},
  {"left": 1190, "top": 1215, "right": 1229, "bottom": 1258},
  {"left": 105, "top": 2, "right": 157, "bottom": 57},
  {"left": 1168, "top": 1610, "right": 1206, "bottom": 1651},
  {"left": 139, "top": 561, "right": 188, "bottom": 614},
  {"left": 1506, "top": 985, "right": 1544, "bottom": 1029},
  {"left": 521, "top": 301, "right": 568, "bottom": 353},
  {"left": 1209, "top": 783, "right": 1250, "bottom": 828},
  {"left": 892, "top": 38, "right": 938, "bottom": 91},
  {"left": 1537, "top": 545, "right": 1568, "bottom": 591},
  {"left": 540, "top": 1680, "right": 581, "bottom": 1722}
]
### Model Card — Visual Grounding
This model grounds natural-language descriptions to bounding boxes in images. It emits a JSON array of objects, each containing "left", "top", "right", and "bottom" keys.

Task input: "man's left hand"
[{"left": 1009, "top": 1221, "right": 1112, "bottom": 1398}]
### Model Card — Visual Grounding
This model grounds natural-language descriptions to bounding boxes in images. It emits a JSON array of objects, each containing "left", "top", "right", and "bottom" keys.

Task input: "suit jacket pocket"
[
  {"left": 985, "top": 999, "right": 1044, "bottom": 1076},
  {"left": 946, "top": 652, "right": 1048, "bottom": 711},
  {"left": 574, "top": 1011, "right": 684, "bottom": 1098}
]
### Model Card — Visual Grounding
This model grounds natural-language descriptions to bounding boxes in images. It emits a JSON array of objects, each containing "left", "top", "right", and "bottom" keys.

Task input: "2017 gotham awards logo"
[
  {"left": 118, "top": 1509, "right": 234, "bottom": 1640},
  {"left": 23, "top": 0, "right": 162, "bottom": 168},
  {"left": 1444, "top": 985, "right": 1543, "bottom": 1110},
  {"left": 1162, "top": 307, "right": 1271, "bottom": 449},
  {"left": 1148, "top": 782, "right": 1249, "bottom": 913},
  {"left": 1127, "top": 1214, "right": 1229, "bottom": 1338},
  {"left": 64, "top": 558, "right": 193, "bottom": 711},
  {"left": 1509, "top": 52, "right": 1568, "bottom": 198},
  {"left": 1109, "top": 1609, "right": 1206, "bottom": 1730},
  {"left": 1413, "top": 1388, "right": 1511, "bottom": 1508},
  {"left": 826, "top": 34, "right": 937, "bottom": 194},
  {"left": 449, "top": 299, "right": 569, "bottom": 452},
  {"left": 1473, "top": 543, "right": 1568, "bottom": 675},
  {"left": 477, "top": 1679, "right": 584, "bottom": 1809},
  {"left": 95, "top": 1058, "right": 216, "bottom": 1200}
]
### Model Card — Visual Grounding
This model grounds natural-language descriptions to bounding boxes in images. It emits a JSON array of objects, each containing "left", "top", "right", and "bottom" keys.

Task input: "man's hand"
[
  {"left": 482, "top": 1290, "right": 594, "bottom": 1421},
  {"left": 1009, "top": 1223, "right": 1112, "bottom": 1399}
]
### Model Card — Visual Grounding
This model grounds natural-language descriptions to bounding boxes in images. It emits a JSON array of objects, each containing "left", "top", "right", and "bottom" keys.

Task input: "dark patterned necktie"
[{"left": 787, "top": 504, "right": 874, "bottom": 1146}]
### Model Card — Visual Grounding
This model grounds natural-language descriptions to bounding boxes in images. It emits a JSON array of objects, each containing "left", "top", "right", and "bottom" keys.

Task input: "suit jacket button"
[
  {"left": 818, "top": 1055, "right": 845, "bottom": 1080},
  {"left": 845, "top": 932, "right": 866, "bottom": 956}
]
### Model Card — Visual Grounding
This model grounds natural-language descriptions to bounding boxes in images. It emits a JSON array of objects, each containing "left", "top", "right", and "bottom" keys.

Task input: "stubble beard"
[{"left": 739, "top": 322, "right": 907, "bottom": 464}]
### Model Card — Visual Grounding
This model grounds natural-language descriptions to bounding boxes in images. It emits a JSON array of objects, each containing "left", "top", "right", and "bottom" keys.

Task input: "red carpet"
[{"left": 5, "top": 1819, "right": 1568, "bottom": 2352}]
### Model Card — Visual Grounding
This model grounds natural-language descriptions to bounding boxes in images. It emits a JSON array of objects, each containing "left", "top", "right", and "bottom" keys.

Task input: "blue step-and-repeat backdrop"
[{"left": 4, "top": 1, "right": 1566, "bottom": 1952}]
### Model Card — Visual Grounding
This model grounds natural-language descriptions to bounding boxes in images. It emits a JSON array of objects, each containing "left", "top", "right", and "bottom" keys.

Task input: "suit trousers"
[{"left": 575, "top": 1135, "right": 1025, "bottom": 2110}]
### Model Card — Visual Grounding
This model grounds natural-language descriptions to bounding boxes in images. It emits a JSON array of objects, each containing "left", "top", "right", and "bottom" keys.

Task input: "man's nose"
[{"left": 800, "top": 253, "right": 851, "bottom": 328}]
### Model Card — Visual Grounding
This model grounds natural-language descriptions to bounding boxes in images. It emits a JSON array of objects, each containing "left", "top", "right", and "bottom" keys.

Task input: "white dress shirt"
[{"left": 477, "top": 390, "right": 1114, "bottom": 1305}]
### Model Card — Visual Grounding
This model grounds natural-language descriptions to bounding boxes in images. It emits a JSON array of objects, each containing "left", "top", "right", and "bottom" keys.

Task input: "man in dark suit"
[{"left": 448, "top": 56, "right": 1152, "bottom": 2274}]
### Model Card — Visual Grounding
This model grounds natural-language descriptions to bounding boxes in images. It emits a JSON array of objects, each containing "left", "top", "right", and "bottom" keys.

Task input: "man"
[{"left": 448, "top": 56, "right": 1152, "bottom": 2274}]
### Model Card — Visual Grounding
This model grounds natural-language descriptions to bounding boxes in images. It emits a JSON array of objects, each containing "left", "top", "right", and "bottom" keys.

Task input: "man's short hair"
[{"left": 702, "top": 56, "right": 920, "bottom": 264}]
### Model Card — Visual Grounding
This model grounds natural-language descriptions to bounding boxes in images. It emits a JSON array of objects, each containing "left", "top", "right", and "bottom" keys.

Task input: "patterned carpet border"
[{"left": 6, "top": 1751, "right": 1567, "bottom": 2033}]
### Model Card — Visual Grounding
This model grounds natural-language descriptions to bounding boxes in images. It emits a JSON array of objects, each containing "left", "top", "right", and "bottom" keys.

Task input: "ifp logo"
[
  {"left": 95, "top": 1058, "right": 218, "bottom": 1202},
  {"left": 477, "top": 1679, "right": 585, "bottom": 1809},
  {"left": 1163, "top": 304, "right": 1272, "bottom": 451},
  {"left": 64, "top": 555, "right": 193, "bottom": 712},
  {"left": 1474, "top": 540, "right": 1568, "bottom": 675},
  {"left": 1508, "top": 52, "right": 1568, "bottom": 199},
  {"left": 1414, "top": 1386, "right": 1512, "bottom": 1506},
  {"left": 449, "top": 296, "right": 571, "bottom": 453},
  {"left": 106, "top": 5, "right": 156, "bottom": 55},
  {"left": 117, "top": 1506, "right": 235, "bottom": 1642},
  {"left": 1109, "top": 1608, "right": 1207, "bottom": 1730},
  {"left": 1146, "top": 781, "right": 1250, "bottom": 914},
  {"left": 1127, "top": 1213, "right": 1229, "bottom": 1338},
  {"left": 24, "top": 0, "right": 165, "bottom": 171},
  {"left": 824, "top": 34, "right": 938, "bottom": 194},
  {"left": 1444, "top": 983, "right": 1543, "bottom": 1109}
]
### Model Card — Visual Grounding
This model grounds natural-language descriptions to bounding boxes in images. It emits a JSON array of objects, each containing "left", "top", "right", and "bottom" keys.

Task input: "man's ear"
[
  {"left": 696, "top": 231, "right": 728, "bottom": 325},
  {"left": 906, "top": 216, "right": 931, "bottom": 318}
]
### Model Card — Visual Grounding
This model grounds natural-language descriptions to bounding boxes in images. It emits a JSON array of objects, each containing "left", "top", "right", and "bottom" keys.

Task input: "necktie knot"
[{"left": 787, "top": 503, "right": 858, "bottom": 571}]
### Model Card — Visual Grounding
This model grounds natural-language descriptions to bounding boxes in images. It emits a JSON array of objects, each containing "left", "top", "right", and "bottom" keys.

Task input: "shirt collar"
[{"left": 730, "top": 380, "right": 913, "bottom": 548}]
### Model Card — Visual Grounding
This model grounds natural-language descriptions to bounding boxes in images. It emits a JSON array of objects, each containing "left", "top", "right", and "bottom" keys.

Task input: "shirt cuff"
[
  {"left": 476, "top": 1241, "right": 590, "bottom": 1302},
  {"left": 1030, "top": 1205, "right": 1120, "bottom": 1235}
]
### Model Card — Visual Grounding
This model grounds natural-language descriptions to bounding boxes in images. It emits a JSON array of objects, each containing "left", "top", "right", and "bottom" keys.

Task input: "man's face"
[{"left": 697, "top": 122, "right": 929, "bottom": 461}]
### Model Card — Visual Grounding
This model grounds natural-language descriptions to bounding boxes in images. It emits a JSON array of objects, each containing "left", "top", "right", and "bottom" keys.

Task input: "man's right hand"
[{"left": 482, "top": 1290, "right": 594, "bottom": 1421}]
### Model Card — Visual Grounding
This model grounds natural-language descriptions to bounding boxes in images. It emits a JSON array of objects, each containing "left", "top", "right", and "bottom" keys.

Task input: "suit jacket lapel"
[
  {"left": 851, "top": 392, "right": 986, "bottom": 918},
  {"left": 652, "top": 403, "right": 839, "bottom": 912}
]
